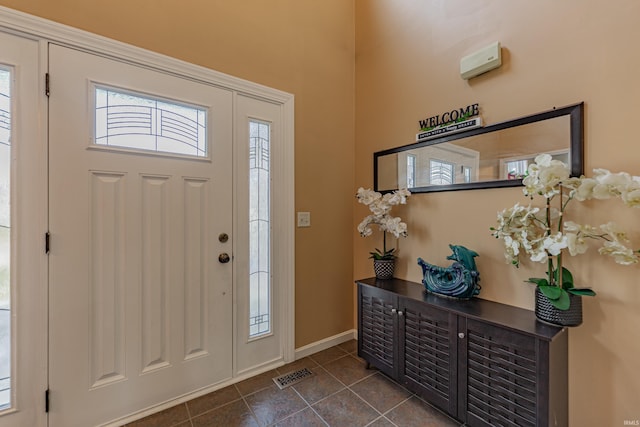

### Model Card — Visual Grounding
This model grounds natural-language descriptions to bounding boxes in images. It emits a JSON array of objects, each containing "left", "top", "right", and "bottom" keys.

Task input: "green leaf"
[
  {"left": 369, "top": 247, "right": 396, "bottom": 260},
  {"left": 568, "top": 288, "right": 597, "bottom": 296},
  {"left": 538, "top": 284, "right": 562, "bottom": 300},
  {"left": 560, "top": 267, "right": 574, "bottom": 289},
  {"left": 526, "top": 277, "right": 548, "bottom": 287},
  {"left": 549, "top": 289, "right": 571, "bottom": 310}
]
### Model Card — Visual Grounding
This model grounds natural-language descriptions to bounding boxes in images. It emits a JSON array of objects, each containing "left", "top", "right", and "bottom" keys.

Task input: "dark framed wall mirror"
[{"left": 374, "top": 102, "right": 584, "bottom": 193}]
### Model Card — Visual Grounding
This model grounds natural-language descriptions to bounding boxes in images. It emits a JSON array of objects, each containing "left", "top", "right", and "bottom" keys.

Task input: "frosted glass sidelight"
[
  {"left": 407, "top": 154, "right": 416, "bottom": 188},
  {"left": 248, "top": 121, "right": 270, "bottom": 338},
  {"left": 0, "top": 68, "right": 12, "bottom": 409}
]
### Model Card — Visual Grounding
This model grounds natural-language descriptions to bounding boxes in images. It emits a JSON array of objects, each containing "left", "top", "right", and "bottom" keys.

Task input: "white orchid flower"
[
  {"left": 598, "top": 241, "right": 638, "bottom": 265},
  {"left": 493, "top": 153, "right": 640, "bottom": 287},
  {"left": 542, "top": 233, "right": 567, "bottom": 256},
  {"left": 356, "top": 187, "right": 381, "bottom": 205},
  {"left": 357, "top": 188, "right": 411, "bottom": 259}
]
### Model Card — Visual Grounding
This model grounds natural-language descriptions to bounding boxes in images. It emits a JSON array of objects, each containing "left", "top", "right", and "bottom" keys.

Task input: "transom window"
[
  {"left": 94, "top": 86, "right": 208, "bottom": 157},
  {"left": 430, "top": 159, "right": 454, "bottom": 185}
]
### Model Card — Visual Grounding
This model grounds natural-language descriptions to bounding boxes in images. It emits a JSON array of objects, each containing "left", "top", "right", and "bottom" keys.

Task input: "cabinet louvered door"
[
  {"left": 460, "top": 318, "right": 538, "bottom": 427},
  {"left": 357, "top": 285, "right": 398, "bottom": 378},
  {"left": 400, "top": 298, "right": 457, "bottom": 415}
]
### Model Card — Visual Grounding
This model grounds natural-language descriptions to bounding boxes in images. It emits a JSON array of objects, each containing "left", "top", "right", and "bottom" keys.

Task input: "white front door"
[{"left": 48, "top": 44, "right": 233, "bottom": 426}]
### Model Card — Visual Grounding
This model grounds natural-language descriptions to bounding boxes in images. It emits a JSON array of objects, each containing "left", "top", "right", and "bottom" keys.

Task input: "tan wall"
[
  {"left": 355, "top": 1, "right": 640, "bottom": 425},
  {"left": 0, "top": 0, "right": 356, "bottom": 348}
]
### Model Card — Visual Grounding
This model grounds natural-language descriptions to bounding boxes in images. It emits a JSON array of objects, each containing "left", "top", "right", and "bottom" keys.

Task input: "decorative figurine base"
[{"left": 418, "top": 244, "right": 481, "bottom": 299}]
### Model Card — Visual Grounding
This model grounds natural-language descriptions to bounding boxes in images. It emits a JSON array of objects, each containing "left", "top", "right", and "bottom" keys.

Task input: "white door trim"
[
  {"left": 0, "top": 32, "right": 48, "bottom": 427},
  {"left": 0, "top": 4, "right": 295, "bottom": 423}
]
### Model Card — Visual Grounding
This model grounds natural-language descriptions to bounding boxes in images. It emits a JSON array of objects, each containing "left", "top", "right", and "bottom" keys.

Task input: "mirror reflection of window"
[
  {"left": 463, "top": 166, "right": 472, "bottom": 183},
  {"left": 373, "top": 103, "right": 582, "bottom": 193},
  {"left": 407, "top": 154, "right": 416, "bottom": 188},
  {"left": 506, "top": 159, "right": 528, "bottom": 180},
  {"left": 430, "top": 159, "right": 454, "bottom": 185}
]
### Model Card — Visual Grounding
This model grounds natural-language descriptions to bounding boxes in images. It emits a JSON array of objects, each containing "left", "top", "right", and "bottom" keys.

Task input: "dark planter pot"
[
  {"left": 373, "top": 259, "right": 395, "bottom": 280},
  {"left": 535, "top": 287, "right": 583, "bottom": 327}
]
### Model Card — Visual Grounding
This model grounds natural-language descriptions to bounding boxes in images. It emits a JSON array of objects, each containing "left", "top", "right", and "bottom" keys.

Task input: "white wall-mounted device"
[
  {"left": 297, "top": 211, "right": 311, "bottom": 227},
  {"left": 460, "top": 41, "right": 502, "bottom": 80}
]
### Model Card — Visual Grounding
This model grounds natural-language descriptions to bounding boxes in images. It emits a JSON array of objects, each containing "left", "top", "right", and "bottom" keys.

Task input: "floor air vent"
[{"left": 272, "top": 368, "right": 314, "bottom": 389}]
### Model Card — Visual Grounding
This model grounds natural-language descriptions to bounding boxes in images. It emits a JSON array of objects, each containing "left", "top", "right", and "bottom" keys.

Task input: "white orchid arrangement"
[
  {"left": 491, "top": 153, "right": 640, "bottom": 310},
  {"left": 357, "top": 187, "right": 411, "bottom": 260}
]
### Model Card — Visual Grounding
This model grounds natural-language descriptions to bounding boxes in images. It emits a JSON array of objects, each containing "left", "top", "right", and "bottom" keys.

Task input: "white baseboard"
[{"left": 294, "top": 329, "right": 357, "bottom": 360}]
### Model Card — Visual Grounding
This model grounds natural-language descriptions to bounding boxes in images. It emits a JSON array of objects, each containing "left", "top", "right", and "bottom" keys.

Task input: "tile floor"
[{"left": 125, "top": 340, "right": 461, "bottom": 427}]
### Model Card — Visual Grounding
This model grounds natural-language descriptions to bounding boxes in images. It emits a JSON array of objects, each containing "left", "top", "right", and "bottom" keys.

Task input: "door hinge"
[
  {"left": 45, "top": 389, "right": 50, "bottom": 413},
  {"left": 45, "top": 73, "right": 50, "bottom": 97},
  {"left": 45, "top": 232, "right": 50, "bottom": 254}
]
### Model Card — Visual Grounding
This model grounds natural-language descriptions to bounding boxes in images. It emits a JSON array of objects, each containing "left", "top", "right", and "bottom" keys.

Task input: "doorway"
[{"left": 0, "top": 12, "right": 294, "bottom": 426}]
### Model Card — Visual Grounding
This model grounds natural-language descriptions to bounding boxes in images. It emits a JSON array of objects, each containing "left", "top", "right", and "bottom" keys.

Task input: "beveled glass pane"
[
  {"left": 0, "top": 67, "right": 11, "bottom": 409},
  {"left": 248, "top": 120, "right": 270, "bottom": 338},
  {"left": 94, "top": 86, "right": 208, "bottom": 157}
]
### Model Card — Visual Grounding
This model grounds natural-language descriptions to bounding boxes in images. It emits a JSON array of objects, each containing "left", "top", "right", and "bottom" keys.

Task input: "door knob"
[{"left": 218, "top": 253, "right": 230, "bottom": 263}]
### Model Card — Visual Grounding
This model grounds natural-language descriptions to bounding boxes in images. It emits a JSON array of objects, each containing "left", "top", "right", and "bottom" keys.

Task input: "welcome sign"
[{"left": 416, "top": 103, "right": 481, "bottom": 141}]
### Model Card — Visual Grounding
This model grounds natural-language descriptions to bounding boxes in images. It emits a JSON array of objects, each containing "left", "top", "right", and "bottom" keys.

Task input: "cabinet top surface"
[{"left": 356, "top": 277, "right": 565, "bottom": 341}]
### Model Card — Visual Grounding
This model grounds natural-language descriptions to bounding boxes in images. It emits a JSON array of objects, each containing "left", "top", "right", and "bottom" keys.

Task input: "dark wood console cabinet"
[{"left": 357, "top": 277, "right": 568, "bottom": 427}]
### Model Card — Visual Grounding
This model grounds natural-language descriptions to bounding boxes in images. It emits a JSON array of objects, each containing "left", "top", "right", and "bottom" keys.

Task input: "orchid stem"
[
  {"left": 546, "top": 196, "right": 555, "bottom": 286},
  {"left": 383, "top": 231, "right": 387, "bottom": 255}
]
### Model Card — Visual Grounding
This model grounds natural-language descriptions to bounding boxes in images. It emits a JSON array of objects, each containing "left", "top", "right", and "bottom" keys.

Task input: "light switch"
[{"left": 297, "top": 212, "right": 311, "bottom": 227}]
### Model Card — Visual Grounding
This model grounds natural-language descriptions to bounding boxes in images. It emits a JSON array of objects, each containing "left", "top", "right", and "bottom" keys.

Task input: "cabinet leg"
[{"left": 365, "top": 362, "right": 370, "bottom": 369}]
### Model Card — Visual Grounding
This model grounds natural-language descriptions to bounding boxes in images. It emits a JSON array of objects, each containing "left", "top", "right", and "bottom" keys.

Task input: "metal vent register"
[{"left": 272, "top": 368, "right": 314, "bottom": 389}]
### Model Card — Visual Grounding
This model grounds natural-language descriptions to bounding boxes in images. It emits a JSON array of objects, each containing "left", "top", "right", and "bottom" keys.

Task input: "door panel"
[{"left": 48, "top": 44, "right": 233, "bottom": 426}]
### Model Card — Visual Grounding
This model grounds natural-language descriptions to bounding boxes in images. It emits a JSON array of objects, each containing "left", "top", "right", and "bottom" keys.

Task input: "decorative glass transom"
[
  {"left": 94, "top": 86, "right": 208, "bottom": 157},
  {"left": 430, "top": 159, "right": 454, "bottom": 185},
  {"left": 249, "top": 120, "right": 271, "bottom": 338},
  {"left": 0, "top": 68, "right": 12, "bottom": 409}
]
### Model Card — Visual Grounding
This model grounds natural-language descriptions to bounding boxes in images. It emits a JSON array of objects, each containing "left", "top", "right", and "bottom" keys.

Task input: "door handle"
[{"left": 218, "top": 253, "right": 230, "bottom": 263}]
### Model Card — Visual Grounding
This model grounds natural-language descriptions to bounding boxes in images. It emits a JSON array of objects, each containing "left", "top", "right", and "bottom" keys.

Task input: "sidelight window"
[
  {"left": 0, "top": 68, "right": 12, "bottom": 409},
  {"left": 248, "top": 120, "right": 271, "bottom": 338},
  {"left": 407, "top": 154, "right": 416, "bottom": 188}
]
